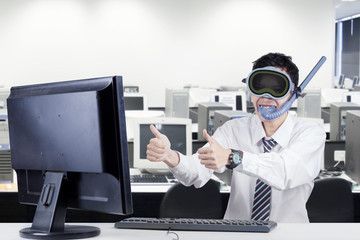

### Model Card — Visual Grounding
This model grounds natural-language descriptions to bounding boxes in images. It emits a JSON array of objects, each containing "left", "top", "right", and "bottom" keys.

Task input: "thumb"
[
  {"left": 150, "top": 124, "right": 162, "bottom": 139},
  {"left": 203, "top": 129, "right": 214, "bottom": 145}
]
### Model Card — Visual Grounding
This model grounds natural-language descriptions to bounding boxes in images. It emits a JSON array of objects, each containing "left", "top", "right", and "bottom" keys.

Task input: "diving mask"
[{"left": 246, "top": 66, "right": 294, "bottom": 100}]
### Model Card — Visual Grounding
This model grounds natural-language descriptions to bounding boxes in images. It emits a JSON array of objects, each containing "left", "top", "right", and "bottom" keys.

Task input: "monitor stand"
[{"left": 19, "top": 171, "right": 100, "bottom": 239}]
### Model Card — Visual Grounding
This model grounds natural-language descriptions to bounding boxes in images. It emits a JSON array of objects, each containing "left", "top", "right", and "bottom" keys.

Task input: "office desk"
[{"left": 0, "top": 223, "right": 359, "bottom": 240}]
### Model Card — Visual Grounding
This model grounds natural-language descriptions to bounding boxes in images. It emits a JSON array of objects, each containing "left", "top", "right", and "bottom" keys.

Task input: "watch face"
[{"left": 232, "top": 152, "right": 242, "bottom": 164}]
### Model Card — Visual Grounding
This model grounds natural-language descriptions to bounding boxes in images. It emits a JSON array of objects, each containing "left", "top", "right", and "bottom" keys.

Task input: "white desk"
[{"left": 0, "top": 223, "right": 358, "bottom": 240}]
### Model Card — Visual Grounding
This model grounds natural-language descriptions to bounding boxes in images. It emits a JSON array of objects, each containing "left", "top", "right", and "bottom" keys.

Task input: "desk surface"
[{"left": 0, "top": 223, "right": 358, "bottom": 240}]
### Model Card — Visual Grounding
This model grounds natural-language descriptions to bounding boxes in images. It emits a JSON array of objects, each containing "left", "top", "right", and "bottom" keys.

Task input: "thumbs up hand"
[
  {"left": 146, "top": 125, "right": 180, "bottom": 168},
  {"left": 197, "top": 129, "right": 232, "bottom": 170}
]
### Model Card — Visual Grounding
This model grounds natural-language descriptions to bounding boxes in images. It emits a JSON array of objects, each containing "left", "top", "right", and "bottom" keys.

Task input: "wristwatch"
[{"left": 226, "top": 149, "right": 243, "bottom": 169}]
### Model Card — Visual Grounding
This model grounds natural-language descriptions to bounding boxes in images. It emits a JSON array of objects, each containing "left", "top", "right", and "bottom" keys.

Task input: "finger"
[
  {"left": 146, "top": 154, "right": 163, "bottom": 162},
  {"left": 197, "top": 147, "right": 211, "bottom": 156},
  {"left": 146, "top": 147, "right": 165, "bottom": 161},
  {"left": 150, "top": 125, "right": 162, "bottom": 139},
  {"left": 149, "top": 138, "right": 165, "bottom": 149},
  {"left": 203, "top": 129, "right": 214, "bottom": 145},
  {"left": 200, "top": 159, "right": 217, "bottom": 170},
  {"left": 198, "top": 152, "right": 214, "bottom": 161},
  {"left": 147, "top": 142, "right": 165, "bottom": 155}
]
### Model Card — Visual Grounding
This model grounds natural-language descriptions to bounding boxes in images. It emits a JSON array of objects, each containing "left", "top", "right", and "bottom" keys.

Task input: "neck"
[{"left": 262, "top": 112, "right": 288, "bottom": 137}]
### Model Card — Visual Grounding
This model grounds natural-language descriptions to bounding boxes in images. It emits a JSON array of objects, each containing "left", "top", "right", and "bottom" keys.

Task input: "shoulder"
[{"left": 292, "top": 116, "right": 326, "bottom": 137}]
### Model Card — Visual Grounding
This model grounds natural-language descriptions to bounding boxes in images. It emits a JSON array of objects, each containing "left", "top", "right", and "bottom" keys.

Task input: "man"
[{"left": 146, "top": 52, "right": 326, "bottom": 222}]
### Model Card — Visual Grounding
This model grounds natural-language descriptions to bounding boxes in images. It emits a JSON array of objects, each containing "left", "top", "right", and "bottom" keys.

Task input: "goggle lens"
[{"left": 246, "top": 67, "right": 293, "bottom": 99}]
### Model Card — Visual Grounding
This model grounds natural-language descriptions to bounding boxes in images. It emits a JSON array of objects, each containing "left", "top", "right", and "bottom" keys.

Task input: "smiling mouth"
[{"left": 259, "top": 104, "right": 275, "bottom": 109}]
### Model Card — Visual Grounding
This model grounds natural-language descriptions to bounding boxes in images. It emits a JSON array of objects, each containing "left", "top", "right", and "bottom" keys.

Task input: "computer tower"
[
  {"left": 345, "top": 110, "right": 360, "bottom": 184},
  {"left": 198, "top": 102, "right": 232, "bottom": 140},
  {"left": 213, "top": 110, "right": 251, "bottom": 133},
  {"left": 297, "top": 90, "right": 321, "bottom": 118},
  {"left": 165, "top": 89, "right": 189, "bottom": 118},
  {"left": 329, "top": 102, "right": 360, "bottom": 141},
  {"left": 211, "top": 91, "right": 247, "bottom": 111}
]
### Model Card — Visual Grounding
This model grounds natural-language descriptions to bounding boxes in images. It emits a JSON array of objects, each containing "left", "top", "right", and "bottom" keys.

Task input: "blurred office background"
[{"left": 0, "top": 0, "right": 338, "bottom": 108}]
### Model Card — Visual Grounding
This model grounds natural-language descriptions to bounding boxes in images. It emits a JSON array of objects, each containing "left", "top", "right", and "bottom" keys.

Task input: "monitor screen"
[
  {"left": 211, "top": 91, "right": 247, "bottom": 112},
  {"left": 7, "top": 76, "right": 133, "bottom": 239},
  {"left": 338, "top": 74, "right": 345, "bottom": 88},
  {"left": 124, "top": 93, "right": 148, "bottom": 110},
  {"left": 133, "top": 118, "right": 192, "bottom": 173},
  {"left": 352, "top": 76, "right": 359, "bottom": 88}
]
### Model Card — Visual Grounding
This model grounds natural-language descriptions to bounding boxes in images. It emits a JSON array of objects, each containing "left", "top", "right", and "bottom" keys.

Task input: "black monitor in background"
[
  {"left": 7, "top": 76, "right": 133, "bottom": 239},
  {"left": 337, "top": 74, "right": 345, "bottom": 89},
  {"left": 353, "top": 76, "right": 359, "bottom": 88},
  {"left": 124, "top": 93, "right": 147, "bottom": 111}
]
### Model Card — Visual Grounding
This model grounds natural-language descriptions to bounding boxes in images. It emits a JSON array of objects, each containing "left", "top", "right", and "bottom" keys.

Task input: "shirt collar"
[{"left": 251, "top": 114, "right": 295, "bottom": 148}]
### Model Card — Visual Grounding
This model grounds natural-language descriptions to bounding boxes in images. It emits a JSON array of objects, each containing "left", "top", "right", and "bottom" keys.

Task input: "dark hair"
[{"left": 252, "top": 52, "right": 299, "bottom": 87}]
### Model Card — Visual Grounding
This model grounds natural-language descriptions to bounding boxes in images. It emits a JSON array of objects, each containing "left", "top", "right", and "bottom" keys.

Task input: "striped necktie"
[{"left": 251, "top": 137, "right": 277, "bottom": 221}]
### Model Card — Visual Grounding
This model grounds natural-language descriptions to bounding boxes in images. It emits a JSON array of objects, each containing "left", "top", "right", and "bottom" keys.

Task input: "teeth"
[{"left": 260, "top": 105, "right": 273, "bottom": 109}]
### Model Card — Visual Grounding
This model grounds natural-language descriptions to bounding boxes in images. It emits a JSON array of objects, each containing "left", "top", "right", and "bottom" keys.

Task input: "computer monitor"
[
  {"left": 133, "top": 117, "right": 192, "bottom": 173},
  {"left": 345, "top": 110, "right": 360, "bottom": 184},
  {"left": 336, "top": 74, "right": 345, "bottom": 88},
  {"left": 352, "top": 76, "right": 359, "bottom": 88},
  {"left": 329, "top": 102, "right": 360, "bottom": 141},
  {"left": 197, "top": 102, "right": 232, "bottom": 141},
  {"left": 124, "top": 85, "right": 139, "bottom": 93},
  {"left": 188, "top": 87, "right": 217, "bottom": 107},
  {"left": 125, "top": 110, "right": 165, "bottom": 141},
  {"left": 165, "top": 88, "right": 189, "bottom": 118},
  {"left": 211, "top": 91, "right": 247, "bottom": 112},
  {"left": 124, "top": 93, "right": 148, "bottom": 111},
  {"left": 213, "top": 110, "right": 251, "bottom": 133},
  {"left": 297, "top": 89, "right": 321, "bottom": 118},
  {"left": 7, "top": 76, "right": 133, "bottom": 239}
]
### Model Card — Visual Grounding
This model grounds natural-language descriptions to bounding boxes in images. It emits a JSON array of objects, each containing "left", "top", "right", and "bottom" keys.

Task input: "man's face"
[{"left": 249, "top": 67, "right": 293, "bottom": 122}]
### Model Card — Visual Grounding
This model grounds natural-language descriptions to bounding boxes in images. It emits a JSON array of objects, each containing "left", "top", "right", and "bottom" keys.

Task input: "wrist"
[{"left": 163, "top": 150, "right": 180, "bottom": 168}]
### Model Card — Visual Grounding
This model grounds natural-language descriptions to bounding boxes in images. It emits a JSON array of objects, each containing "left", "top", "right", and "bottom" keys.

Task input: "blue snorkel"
[{"left": 258, "top": 56, "right": 327, "bottom": 120}]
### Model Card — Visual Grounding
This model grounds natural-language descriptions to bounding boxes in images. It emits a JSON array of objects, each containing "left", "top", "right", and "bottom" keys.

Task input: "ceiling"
[{"left": 335, "top": 0, "right": 360, "bottom": 20}]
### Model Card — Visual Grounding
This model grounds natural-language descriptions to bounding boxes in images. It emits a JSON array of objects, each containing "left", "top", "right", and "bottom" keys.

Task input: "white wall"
[{"left": 0, "top": 0, "right": 335, "bottom": 107}]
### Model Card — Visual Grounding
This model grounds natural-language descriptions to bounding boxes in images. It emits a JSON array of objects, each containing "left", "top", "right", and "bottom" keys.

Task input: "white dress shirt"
[{"left": 169, "top": 114, "right": 326, "bottom": 223}]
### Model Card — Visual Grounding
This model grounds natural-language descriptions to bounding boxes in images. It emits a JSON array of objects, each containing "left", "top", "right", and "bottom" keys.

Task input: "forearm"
[{"left": 169, "top": 153, "right": 214, "bottom": 188}]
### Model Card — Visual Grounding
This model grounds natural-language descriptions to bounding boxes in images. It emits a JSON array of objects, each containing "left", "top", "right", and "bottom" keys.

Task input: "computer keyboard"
[
  {"left": 114, "top": 217, "right": 277, "bottom": 233},
  {"left": 130, "top": 174, "right": 178, "bottom": 184}
]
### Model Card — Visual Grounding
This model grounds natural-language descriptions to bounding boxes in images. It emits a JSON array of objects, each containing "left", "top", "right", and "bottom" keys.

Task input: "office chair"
[
  {"left": 306, "top": 177, "right": 354, "bottom": 222},
  {"left": 159, "top": 179, "right": 224, "bottom": 219}
]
